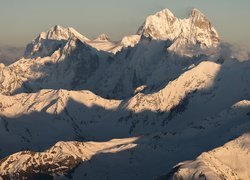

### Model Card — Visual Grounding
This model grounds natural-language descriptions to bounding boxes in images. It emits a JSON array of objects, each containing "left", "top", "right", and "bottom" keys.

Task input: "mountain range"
[{"left": 0, "top": 8, "right": 249, "bottom": 180}]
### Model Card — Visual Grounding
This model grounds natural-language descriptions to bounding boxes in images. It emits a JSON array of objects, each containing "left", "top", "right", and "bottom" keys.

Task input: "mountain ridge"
[
  {"left": 0, "top": 7, "right": 249, "bottom": 180},
  {"left": 138, "top": 8, "right": 219, "bottom": 56}
]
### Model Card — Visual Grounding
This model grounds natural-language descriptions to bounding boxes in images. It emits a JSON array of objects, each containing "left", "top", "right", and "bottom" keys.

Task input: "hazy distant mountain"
[
  {"left": 0, "top": 46, "right": 24, "bottom": 65},
  {"left": 0, "top": 8, "right": 250, "bottom": 180}
]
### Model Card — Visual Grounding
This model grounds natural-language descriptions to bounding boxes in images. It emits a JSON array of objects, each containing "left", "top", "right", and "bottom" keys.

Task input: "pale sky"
[{"left": 0, "top": 0, "right": 249, "bottom": 47}]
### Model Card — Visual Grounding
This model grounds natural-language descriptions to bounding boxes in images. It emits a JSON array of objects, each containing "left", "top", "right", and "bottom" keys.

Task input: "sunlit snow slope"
[{"left": 0, "top": 8, "right": 250, "bottom": 180}]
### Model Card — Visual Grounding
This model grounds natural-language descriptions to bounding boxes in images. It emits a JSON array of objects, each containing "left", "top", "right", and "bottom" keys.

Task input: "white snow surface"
[
  {"left": 0, "top": 7, "right": 250, "bottom": 180},
  {"left": 138, "top": 8, "right": 220, "bottom": 56},
  {"left": 0, "top": 59, "right": 250, "bottom": 179},
  {"left": 0, "top": 137, "right": 138, "bottom": 178},
  {"left": 171, "top": 132, "right": 250, "bottom": 180}
]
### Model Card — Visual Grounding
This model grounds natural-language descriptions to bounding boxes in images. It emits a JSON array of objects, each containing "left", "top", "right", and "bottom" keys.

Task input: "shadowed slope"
[{"left": 0, "top": 60, "right": 250, "bottom": 179}]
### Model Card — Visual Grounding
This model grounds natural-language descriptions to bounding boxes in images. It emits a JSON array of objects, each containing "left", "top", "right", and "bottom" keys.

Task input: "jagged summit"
[
  {"left": 155, "top": 8, "right": 175, "bottom": 18},
  {"left": 137, "top": 8, "right": 179, "bottom": 40},
  {"left": 137, "top": 8, "right": 220, "bottom": 55},
  {"left": 24, "top": 25, "right": 90, "bottom": 58},
  {"left": 39, "top": 25, "right": 89, "bottom": 42},
  {"left": 189, "top": 8, "right": 214, "bottom": 33},
  {"left": 94, "top": 34, "right": 110, "bottom": 41},
  {"left": 190, "top": 8, "right": 205, "bottom": 17},
  {"left": 23, "top": 8, "right": 220, "bottom": 58},
  {"left": 46, "top": 25, "right": 71, "bottom": 40}
]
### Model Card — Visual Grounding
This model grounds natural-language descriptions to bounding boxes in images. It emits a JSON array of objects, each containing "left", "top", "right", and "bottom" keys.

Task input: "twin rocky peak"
[{"left": 24, "top": 8, "right": 220, "bottom": 59}]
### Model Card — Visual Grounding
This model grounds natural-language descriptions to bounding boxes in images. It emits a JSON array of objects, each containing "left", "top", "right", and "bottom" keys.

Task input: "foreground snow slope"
[
  {"left": 168, "top": 133, "right": 250, "bottom": 180},
  {"left": 0, "top": 137, "right": 138, "bottom": 179},
  {"left": 1, "top": 99, "right": 250, "bottom": 179},
  {"left": 0, "top": 89, "right": 122, "bottom": 156},
  {"left": 1, "top": 60, "right": 250, "bottom": 150},
  {"left": 0, "top": 59, "right": 250, "bottom": 179}
]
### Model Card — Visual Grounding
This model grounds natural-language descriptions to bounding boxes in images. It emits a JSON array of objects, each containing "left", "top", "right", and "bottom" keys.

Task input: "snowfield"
[
  {"left": 0, "top": 8, "right": 250, "bottom": 180},
  {"left": 167, "top": 133, "right": 250, "bottom": 180}
]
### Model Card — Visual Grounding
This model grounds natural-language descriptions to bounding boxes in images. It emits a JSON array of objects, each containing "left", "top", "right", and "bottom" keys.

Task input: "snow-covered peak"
[
  {"left": 24, "top": 25, "right": 89, "bottom": 58},
  {"left": 94, "top": 34, "right": 110, "bottom": 41},
  {"left": 154, "top": 8, "right": 175, "bottom": 18},
  {"left": 137, "top": 8, "right": 179, "bottom": 41},
  {"left": 188, "top": 9, "right": 218, "bottom": 41},
  {"left": 190, "top": 8, "right": 204, "bottom": 18},
  {"left": 137, "top": 8, "right": 220, "bottom": 56},
  {"left": 120, "top": 35, "right": 141, "bottom": 48},
  {"left": 41, "top": 25, "right": 89, "bottom": 42}
]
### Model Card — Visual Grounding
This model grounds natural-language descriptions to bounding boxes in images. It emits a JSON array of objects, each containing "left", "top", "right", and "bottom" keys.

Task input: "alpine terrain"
[{"left": 0, "top": 8, "right": 249, "bottom": 180}]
